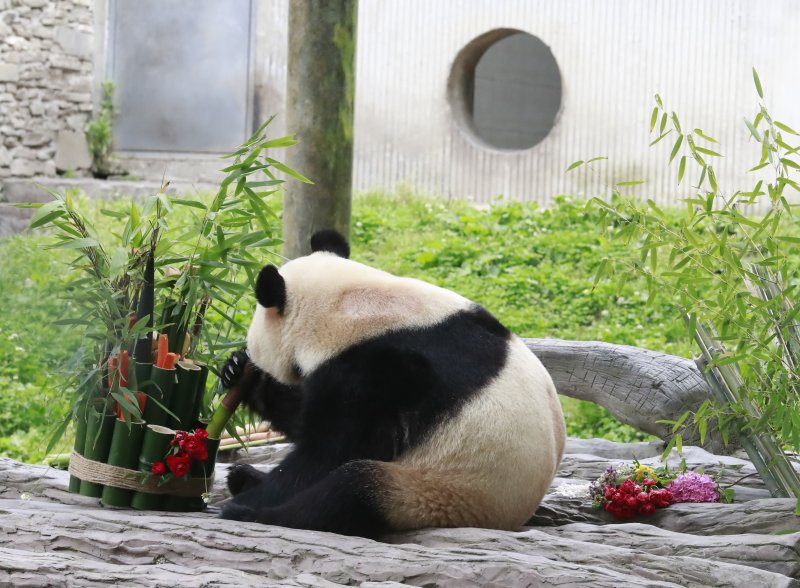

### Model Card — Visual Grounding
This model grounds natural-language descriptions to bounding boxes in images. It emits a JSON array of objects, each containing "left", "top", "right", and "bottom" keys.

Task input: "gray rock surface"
[{"left": 1, "top": 440, "right": 798, "bottom": 587}]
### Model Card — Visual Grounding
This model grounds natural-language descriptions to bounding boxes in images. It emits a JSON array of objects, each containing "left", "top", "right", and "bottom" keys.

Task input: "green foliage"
[
  {"left": 586, "top": 71, "right": 800, "bottom": 497},
  {"left": 84, "top": 81, "right": 116, "bottom": 178},
  {"left": 353, "top": 191, "right": 689, "bottom": 357}
]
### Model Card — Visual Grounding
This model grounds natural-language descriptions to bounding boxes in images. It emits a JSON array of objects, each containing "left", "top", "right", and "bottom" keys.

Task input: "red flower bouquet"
[{"left": 151, "top": 428, "right": 210, "bottom": 480}]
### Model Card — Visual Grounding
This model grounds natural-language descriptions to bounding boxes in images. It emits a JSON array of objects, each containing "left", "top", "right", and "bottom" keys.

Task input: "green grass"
[{"left": 0, "top": 191, "right": 691, "bottom": 462}]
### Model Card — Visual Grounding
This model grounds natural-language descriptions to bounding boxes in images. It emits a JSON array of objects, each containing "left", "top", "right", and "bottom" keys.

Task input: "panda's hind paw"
[
  {"left": 220, "top": 349, "right": 249, "bottom": 389},
  {"left": 220, "top": 501, "right": 258, "bottom": 522}
]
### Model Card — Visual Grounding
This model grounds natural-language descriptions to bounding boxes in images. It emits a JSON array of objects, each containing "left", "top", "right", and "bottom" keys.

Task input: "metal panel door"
[{"left": 109, "top": 0, "right": 253, "bottom": 153}]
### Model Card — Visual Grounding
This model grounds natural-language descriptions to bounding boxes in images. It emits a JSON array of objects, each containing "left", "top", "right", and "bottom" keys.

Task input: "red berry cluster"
[
  {"left": 601, "top": 478, "right": 673, "bottom": 519},
  {"left": 151, "top": 428, "right": 209, "bottom": 478}
]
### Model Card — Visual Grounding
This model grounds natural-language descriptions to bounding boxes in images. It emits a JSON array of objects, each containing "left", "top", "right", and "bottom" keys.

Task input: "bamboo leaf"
[
  {"left": 753, "top": 68, "right": 764, "bottom": 98},
  {"left": 650, "top": 130, "right": 672, "bottom": 146},
  {"left": 669, "top": 135, "right": 683, "bottom": 163},
  {"left": 650, "top": 106, "right": 659, "bottom": 131},
  {"left": 29, "top": 200, "right": 65, "bottom": 229},
  {"left": 266, "top": 158, "right": 313, "bottom": 184},
  {"left": 678, "top": 156, "right": 687, "bottom": 184},
  {"left": 49, "top": 237, "right": 100, "bottom": 250},
  {"left": 693, "top": 128, "right": 719, "bottom": 144},
  {"left": 171, "top": 198, "right": 208, "bottom": 210},
  {"left": 565, "top": 160, "right": 584, "bottom": 172},
  {"left": 775, "top": 121, "right": 800, "bottom": 136},
  {"left": 780, "top": 158, "right": 800, "bottom": 170},
  {"left": 671, "top": 112, "right": 682, "bottom": 134},
  {"left": 695, "top": 146, "right": 722, "bottom": 157},
  {"left": 744, "top": 118, "right": 761, "bottom": 141}
]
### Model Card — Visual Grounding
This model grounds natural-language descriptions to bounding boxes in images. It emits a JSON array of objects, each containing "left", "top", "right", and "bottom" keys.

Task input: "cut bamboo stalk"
[
  {"left": 68, "top": 398, "right": 90, "bottom": 492},
  {"left": 188, "top": 363, "right": 209, "bottom": 428},
  {"left": 170, "top": 361, "right": 202, "bottom": 430},
  {"left": 218, "top": 431, "right": 279, "bottom": 447},
  {"left": 144, "top": 364, "right": 176, "bottom": 427},
  {"left": 206, "top": 386, "right": 242, "bottom": 440},
  {"left": 101, "top": 419, "right": 146, "bottom": 508},
  {"left": 130, "top": 425, "right": 173, "bottom": 511},
  {"left": 217, "top": 436, "right": 286, "bottom": 453},
  {"left": 78, "top": 399, "right": 115, "bottom": 497}
]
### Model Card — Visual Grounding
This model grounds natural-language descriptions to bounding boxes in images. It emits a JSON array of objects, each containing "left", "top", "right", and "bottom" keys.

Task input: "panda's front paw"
[
  {"left": 220, "top": 349, "right": 250, "bottom": 389},
  {"left": 227, "top": 463, "right": 268, "bottom": 496},
  {"left": 220, "top": 501, "right": 258, "bottom": 522}
]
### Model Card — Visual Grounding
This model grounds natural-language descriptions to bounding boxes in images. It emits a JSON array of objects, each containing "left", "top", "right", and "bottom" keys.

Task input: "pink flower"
[{"left": 665, "top": 472, "right": 720, "bottom": 503}]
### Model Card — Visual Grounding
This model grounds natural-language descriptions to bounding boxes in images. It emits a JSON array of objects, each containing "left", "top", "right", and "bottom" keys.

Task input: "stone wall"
[{"left": 0, "top": 0, "right": 94, "bottom": 181}]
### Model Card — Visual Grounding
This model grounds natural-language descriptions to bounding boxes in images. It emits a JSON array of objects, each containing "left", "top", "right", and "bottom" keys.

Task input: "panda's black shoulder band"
[{"left": 310, "top": 229, "right": 350, "bottom": 259}]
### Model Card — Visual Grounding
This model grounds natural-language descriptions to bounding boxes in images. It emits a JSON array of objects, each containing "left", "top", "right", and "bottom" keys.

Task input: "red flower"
[
  {"left": 642, "top": 478, "right": 656, "bottom": 487},
  {"left": 170, "top": 431, "right": 187, "bottom": 447},
  {"left": 194, "top": 428, "right": 209, "bottom": 441},
  {"left": 619, "top": 479, "right": 637, "bottom": 494},
  {"left": 151, "top": 461, "right": 166, "bottom": 475},
  {"left": 638, "top": 502, "right": 656, "bottom": 516},
  {"left": 166, "top": 453, "right": 191, "bottom": 477},
  {"left": 180, "top": 436, "right": 208, "bottom": 461}
]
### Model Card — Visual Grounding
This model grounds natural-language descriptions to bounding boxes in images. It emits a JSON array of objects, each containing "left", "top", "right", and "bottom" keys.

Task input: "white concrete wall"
[{"left": 351, "top": 0, "right": 800, "bottom": 204}]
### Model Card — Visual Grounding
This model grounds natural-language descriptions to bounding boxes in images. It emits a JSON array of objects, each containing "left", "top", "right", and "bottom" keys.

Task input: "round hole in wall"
[{"left": 448, "top": 29, "right": 562, "bottom": 151}]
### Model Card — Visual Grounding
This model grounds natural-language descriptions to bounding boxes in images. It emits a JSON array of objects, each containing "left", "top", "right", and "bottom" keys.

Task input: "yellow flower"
[{"left": 633, "top": 464, "right": 659, "bottom": 482}]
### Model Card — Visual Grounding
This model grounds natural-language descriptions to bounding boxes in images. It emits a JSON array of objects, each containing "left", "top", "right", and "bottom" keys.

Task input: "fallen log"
[{"left": 524, "top": 339, "right": 722, "bottom": 450}]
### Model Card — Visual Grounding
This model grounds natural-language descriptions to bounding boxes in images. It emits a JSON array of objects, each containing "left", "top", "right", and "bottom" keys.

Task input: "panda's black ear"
[
  {"left": 255, "top": 265, "right": 286, "bottom": 313},
  {"left": 310, "top": 229, "right": 350, "bottom": 259}
]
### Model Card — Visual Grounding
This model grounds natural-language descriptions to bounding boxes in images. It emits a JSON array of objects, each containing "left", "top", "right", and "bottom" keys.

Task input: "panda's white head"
[{"left": 246, "top": 230, "right": 469, "bottom": 384}]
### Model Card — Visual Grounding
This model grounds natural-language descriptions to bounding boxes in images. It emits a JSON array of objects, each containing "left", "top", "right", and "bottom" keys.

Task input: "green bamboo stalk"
[
  {"left": 206, "top": 387, "right": 242, "bottom": 440},
  {"left": 692, "top": 321, "right": 800, "bottom": 498},
  {"left": 144, "top": 364, "right": 176, "bottom": 426},
  {"left": 68, "top": 398, "right": 90, "bottom": 492},
  {"left": 169, "top": 361, "right": 202, "bottom": 430},
  {"left": 100, "top": 419, "right": 146, "bottom": 508},
  {"left": 188, "top": 363, "right": 210, "bottom": 427},
  {"left": 79, "top": 398, "right": 115, "bottom": 497},
  {"left": 134, "top": 251, "right": 154, "bottom": 363},
  {"left": 129, "top": 426, "right": 173, "bottom": 510}
]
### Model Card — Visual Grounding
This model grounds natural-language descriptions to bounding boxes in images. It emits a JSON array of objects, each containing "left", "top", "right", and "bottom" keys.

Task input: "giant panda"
[{"left": 219, "top": 229, "right": 566, "bottom": 538}]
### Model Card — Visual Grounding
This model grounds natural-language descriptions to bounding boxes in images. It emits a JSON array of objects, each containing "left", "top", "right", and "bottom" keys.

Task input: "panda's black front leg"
[{"left": 220, "top": 350, "right": 304, "bottom": 440}]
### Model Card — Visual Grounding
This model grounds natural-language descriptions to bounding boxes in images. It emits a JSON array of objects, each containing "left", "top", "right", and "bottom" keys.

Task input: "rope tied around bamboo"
[{"left": 67, "top": 451, "right": 214, "bottom": 497}]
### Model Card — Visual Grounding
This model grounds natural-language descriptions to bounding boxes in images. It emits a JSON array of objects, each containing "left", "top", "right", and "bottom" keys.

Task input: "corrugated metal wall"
[{"left": 349, "top": 0, "right": 800, "bottom": 205}]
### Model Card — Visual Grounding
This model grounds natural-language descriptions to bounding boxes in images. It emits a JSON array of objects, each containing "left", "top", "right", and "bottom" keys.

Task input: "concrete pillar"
[{"left": 282, "top": 0, "right": 357, "bottom": 259}]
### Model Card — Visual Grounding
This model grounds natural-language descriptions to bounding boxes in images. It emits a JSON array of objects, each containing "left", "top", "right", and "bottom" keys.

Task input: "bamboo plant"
[
  {"left": 575, "top": 69, "right": 800, "bottom": 505},
  {"left": 20, "top": 117, "right": 310, "bottom": 504}
]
